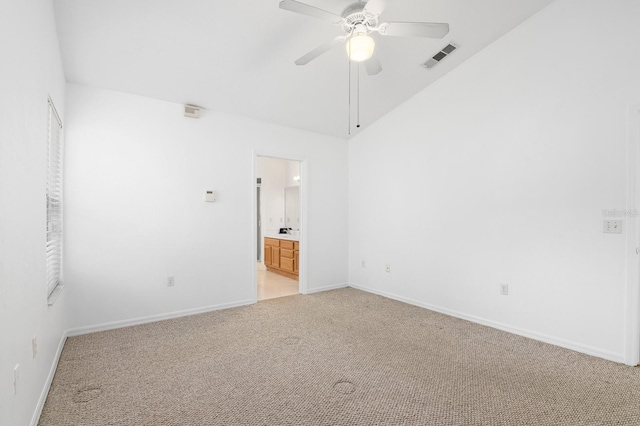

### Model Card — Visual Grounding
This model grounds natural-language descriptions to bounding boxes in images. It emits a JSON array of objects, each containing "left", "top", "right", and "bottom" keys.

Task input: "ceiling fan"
[{"left": 279, "top": 0, "right": 450, "bottom": 75}]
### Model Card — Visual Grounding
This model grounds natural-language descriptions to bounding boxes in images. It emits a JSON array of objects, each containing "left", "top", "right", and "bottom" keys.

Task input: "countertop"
[{"left": 266, "top": 234, "right": 300, "bottom": 242}]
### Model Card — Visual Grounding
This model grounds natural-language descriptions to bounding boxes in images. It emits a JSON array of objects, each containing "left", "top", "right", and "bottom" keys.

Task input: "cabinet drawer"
[
  {"left": 281, "top": 240, "right": 294, "bottom": 250},
  {"left": 280, "top": 257, "right": 294, "bottom": 272},
  {"left": 265, "top": 238, "right": 280, "bottom": 247},
  {"left": 281, "top": 248, "right": 294, "bottom": 259}
]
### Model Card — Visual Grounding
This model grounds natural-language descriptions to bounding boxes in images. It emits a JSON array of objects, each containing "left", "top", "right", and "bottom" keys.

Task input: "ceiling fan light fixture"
[{"left": 346, "top": 33, "right": 375, "bottom": 62}]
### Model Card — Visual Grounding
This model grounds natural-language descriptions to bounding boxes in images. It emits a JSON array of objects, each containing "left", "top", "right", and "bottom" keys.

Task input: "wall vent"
[
  {"left": 184, "top": 105, "right": 200, "bottom": 119},
  {"left": 422, "top": 43, "right": 458, "bottom": 69}
]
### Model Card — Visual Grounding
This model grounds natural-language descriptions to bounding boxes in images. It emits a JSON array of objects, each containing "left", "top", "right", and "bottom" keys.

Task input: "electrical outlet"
[
  {"left": 361, "top": 260, "right": 366, "bottom": 268},
  {"left": 500, "top": 283, "right": 509, "bottom": 296},
  {"left": 13, "top": 364, "right": 20, "bottom": 395},
  {"left": 385, "top": 264, "right": 391, "bottom": 273},
  {"left": 32, "top": 337, "right": 38, "bottom": 358},
  {"left": 603, "top": 220, "right": 622, "bottom": 234},
  {"left": 167, "top": 276, "right": 175, "bottom": 287}
]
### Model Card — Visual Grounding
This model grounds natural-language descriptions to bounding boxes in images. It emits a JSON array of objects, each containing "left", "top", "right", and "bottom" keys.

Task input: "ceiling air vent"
[
  {"left": 184, "top": 105, "right": 200, "bottom": 119},
  {"left": 422, "top": 43, "right": 458, "bottom": 69}
]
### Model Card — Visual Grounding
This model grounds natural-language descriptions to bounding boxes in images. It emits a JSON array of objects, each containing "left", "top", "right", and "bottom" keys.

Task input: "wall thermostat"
[{"left": 205, "top": 191, "right": 216, "bottom": 202}]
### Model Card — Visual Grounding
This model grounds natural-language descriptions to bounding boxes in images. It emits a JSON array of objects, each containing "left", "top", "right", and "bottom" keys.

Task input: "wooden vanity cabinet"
[
  {"left": 265, "top": 244, "right": 272, "bottom": 266},
  {"left": 264, "top": 237, "right": 299, "bottom": 279},
  {"left": 264, "top": 238, "right": 280, "bottom": 268}
]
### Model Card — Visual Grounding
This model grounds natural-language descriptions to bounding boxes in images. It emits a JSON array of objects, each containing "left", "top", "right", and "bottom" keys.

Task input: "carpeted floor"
[{"left": 39, "top": 288, "right": 640, "bottom": 425}]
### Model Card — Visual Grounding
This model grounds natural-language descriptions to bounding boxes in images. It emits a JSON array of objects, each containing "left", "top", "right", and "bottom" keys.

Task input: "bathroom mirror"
[{"left": 284, "top": 186, "right": 300, "bottom": 230}]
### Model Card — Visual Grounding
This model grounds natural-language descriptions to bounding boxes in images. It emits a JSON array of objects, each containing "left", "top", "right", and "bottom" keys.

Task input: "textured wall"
[
  {"left": 63, "top": 84, "right": 349, "bottom": 330},
  {"left": 348, "top": 0, "right": 640, "bottom": 363},
  {"left": 0, "top": 0, "right": 69, "bottom": 424}
]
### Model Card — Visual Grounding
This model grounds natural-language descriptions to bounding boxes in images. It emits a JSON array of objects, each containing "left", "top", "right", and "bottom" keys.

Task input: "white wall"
[
  {"left": 64, "top": 84, "right": 349, "bottom": 330},
  {"left": 348, "top": 0, "right": 640, "bottom": 363},
  {"left": 0, "top": 0, "right": 69, "bottom": 424}
]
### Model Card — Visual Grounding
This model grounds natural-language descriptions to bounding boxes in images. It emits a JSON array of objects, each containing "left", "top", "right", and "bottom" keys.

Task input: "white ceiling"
[{"left": 53, "top": 0, "right": 554, "bottom": 139}]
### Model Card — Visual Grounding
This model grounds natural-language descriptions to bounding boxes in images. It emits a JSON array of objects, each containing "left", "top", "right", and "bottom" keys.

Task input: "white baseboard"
[
  {"left": 305, "top": 282, "right": 348, "bottom": 294},
  {"left": 66, "top": 299, "right": 255, "bottom": 337},
  {"left": 348, "top": 283, "right": 625, "bottom": 365},
  {"left": 31, "top": 331, "right": 68, "bottom": 426}
]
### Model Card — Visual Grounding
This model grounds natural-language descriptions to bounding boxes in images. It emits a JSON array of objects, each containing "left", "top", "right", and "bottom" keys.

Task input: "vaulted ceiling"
[{"left": 53, "top": 0, "right": 554, "bottom": 139}]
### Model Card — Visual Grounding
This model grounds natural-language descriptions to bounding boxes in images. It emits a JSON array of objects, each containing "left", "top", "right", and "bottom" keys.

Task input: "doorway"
[{"left": 255, "top": 156, "right": 302, "bottom": 301}]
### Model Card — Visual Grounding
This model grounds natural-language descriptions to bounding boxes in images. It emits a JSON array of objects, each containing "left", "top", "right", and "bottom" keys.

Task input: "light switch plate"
[{"left": 603, "top": 220, "right": 622, "bottom": 234}]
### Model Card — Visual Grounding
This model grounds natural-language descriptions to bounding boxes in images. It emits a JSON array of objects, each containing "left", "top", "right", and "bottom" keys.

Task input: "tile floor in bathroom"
[{"left": 257, "top": 262, "right": 299, "bottom": 301}]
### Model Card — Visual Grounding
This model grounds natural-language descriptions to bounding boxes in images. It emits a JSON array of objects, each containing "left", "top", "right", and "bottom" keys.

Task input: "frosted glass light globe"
[{"left": 346, "top": 34, "right": 375, "bottom": 62}]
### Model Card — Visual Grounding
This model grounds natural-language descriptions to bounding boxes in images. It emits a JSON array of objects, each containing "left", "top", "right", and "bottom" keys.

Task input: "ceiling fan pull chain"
[
  {"left": 348, "top": 53, "right": 352, "bottom": 135},
  {"left": 357, "top": 61, "right": 361, "bottom": 129}
]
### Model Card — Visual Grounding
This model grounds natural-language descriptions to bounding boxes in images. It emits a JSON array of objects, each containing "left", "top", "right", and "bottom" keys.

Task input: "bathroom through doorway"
[{"left": 255, "top": 156, "right": 301, "bottom": 301}]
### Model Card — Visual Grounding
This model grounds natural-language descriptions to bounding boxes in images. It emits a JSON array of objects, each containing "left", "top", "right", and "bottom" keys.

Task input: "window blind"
[{"left": 46, "top": 98, "right": 63, "bottom": 297}]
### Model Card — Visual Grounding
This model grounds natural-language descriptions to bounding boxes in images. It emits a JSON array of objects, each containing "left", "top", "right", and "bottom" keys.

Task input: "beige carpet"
[{"left": 39, "top": 288, "right": 640, "bottom": 425}]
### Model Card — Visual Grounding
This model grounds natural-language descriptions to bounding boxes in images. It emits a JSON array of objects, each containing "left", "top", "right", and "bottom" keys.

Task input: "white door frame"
[
  {"left": 624, "top": 104, "right": 640, "bottom": 366},
  {"left": 250, "top": 150, "right": 308, "bottom": 303}
]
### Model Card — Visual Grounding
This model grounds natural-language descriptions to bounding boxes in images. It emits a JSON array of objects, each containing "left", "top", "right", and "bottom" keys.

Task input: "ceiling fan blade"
[
  {"left": 279, "top": 0, "right": 343, "bottom": 23},
  {"left": 380, "top": 22, "right": 449, "bottom": 38},
  {"left": 295, "top": 36, "right": 346, "bottom": 65},
  {"left": 363, "top": 0, "right": 390, "bottom": 16},
  {"left": 365, "top": 55, "right": 382, "bottom": 76}
]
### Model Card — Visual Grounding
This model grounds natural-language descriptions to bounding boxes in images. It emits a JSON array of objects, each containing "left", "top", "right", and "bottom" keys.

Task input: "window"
[{"left": 46, "top": 97, "right": 63, "bottom": 303}]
